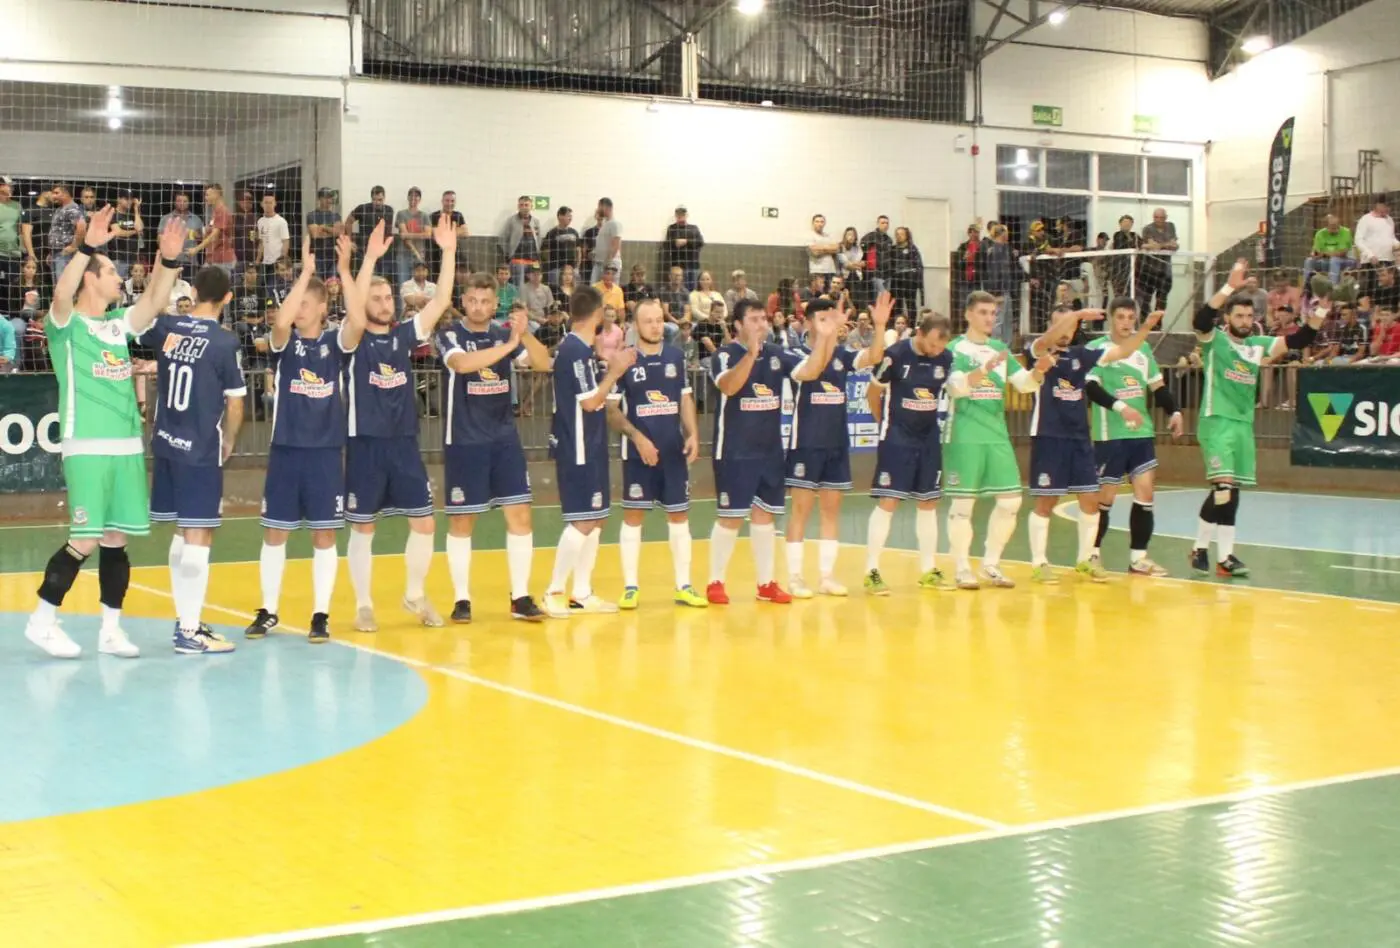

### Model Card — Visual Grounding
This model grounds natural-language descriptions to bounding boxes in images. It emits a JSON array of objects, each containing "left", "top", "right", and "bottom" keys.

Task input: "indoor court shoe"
[
  {"left": 402, "top": 596, "right": 444, "bottom": 628},
  {"left": 1216, "top": 555, "right": 1250, "bottom": 578},
  {"left": 98, "top": 626, "right": 140, "bottom": 658},
  {"left": 756, "top": 581, "right": 793, "bottom": 604},
  {"left": 543, "top": 592, "right": 572, "bottom": 618},
  {"left": 818, "top": 577, "right": 848, "bottom": 597},
  {"left": 788, "top": 579, "right": 815, "bottom": 600},
  {"left": 955, "top": 569, "right": 981, "bottom": 590},
  {"left": 864, "top": 569, "right": 891, "bottom": 596},
  {"left": 1309, "top": 274, "right": 1333, "bottom": 300},
  {"left": 569, "top": 595, "right": 619, "bottom": 615},
  {"left": 1075, "top": 556, "right": 1109, "bottom": 583},
  {"left": 917, "top": 569, "right": 951, "bottom": 590},
  {"left": 451, "top": 600, "right": 473, "bottom": 623},
  {"left": 1030, "top": 564, "right": 1060, "bottom": 584},
  {"left": 354, "top": 607, "right": 379, "bottom": 633},
  {"left": 979, "top": 565, "right": 1016, "bottom": 588},
  {"left": 620, "top": 587, "right": 640, "bottom": 610},
  {"left": 245, "top": 609, "right": 278, "bottom": 638},
  {"left": 706, "top": 581, "right": 730, "bottom": 605},
  {"left": 25, "top": 617, "right": 81, "bottom": 659},
  {"left": 510, "top": 596, "right": 546, "bottom": 622},
  {"left": 308, "top": 613, "right": 331, "bottom": 643},
  {"left": 674, "top": 585, "right": 708, "bottom": 608},
  {"left": 1189, "top": 548, "right": 1210, "bottom": 575},
  {"left": 1129, "top": 557, "right": 1169, "bottom": 577},
  {"left": 174, "top": 624, "right": 235, "bottom": 655}
]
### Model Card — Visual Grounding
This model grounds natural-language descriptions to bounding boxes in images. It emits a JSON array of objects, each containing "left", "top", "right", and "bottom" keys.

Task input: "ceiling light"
[
  {"left": 1014, "top": 167, "right": 1030, "bottom": 182},
  {"left": 1047, "top": 7, "right": 1067, "bottom": 25},
  {"left": 1241, "top": 35, "right": 1272, "bottom": 55},
  {"left": 1015, "top": 148, "right": 1030, "bottom": 164},
  {"left": 108, "top": 117, "right": 122, "bottom": 130},
  {"left": 108, "top": 85, "right": 122, "bottom": 97},
  {"left": 736, "top": 0, "right": 764, "bottom": 14},
  {"left": 106, "top": 97, "right": 123, "bottom": 116}
]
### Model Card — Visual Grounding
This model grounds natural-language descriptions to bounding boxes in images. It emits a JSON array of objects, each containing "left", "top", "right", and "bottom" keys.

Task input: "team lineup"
[{"left": 21, "top": 200, "right": 1325, "bottom": 658}]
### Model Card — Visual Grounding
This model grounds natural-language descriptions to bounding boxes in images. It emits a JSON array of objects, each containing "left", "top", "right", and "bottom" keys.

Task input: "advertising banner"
[
  {"left": 781, "top": 371, "right": 878, "bottom": 454},
  {"left": 1262, "top": 117, "right": 1296, "bottom": 270},
  {"left": 0, "top": 374, "right": 65, "bottom": 492},
  {"left": 1292, "top": 367, "right": 1400, "bottom": 469}
]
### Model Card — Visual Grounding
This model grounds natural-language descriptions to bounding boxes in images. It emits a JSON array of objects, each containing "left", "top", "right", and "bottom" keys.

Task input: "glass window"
[
  {"left": 1045, "top": 150, "right": 1090, "bottom": 190},
  {"left": 1147, "top": 158, "right": 1190, "bottom": 196},
  {"left": 1098, "top": 154, "right": 1141, "bottom": 193},
  {"left": 997, "top": 145, "right": 1041, "bottom": 186}
]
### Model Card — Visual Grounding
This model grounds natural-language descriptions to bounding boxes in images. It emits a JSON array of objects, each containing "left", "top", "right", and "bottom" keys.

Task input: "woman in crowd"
[
  {"left": 767, "top": 277, "right": 797, "bottom": 317},
  {"left": 689, "top": 270, "right": 725, "bottom": 327},
  {"left": 553, "top": 263, "right": 579, "bottom": 309},
  {"left": 837, "top": 226, "right": 868, "bottom": 308},
  {"left": 889, "top": 226, "right": 923, "bottom": 315}
]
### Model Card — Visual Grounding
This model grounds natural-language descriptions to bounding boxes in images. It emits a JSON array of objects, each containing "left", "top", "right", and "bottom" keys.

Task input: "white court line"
[
  {"left": 179, "top": 761, "right": 1400, "bottom": 948},
  {"left": 1331, "top": 565, "right": 1400, "bottom": 576}
]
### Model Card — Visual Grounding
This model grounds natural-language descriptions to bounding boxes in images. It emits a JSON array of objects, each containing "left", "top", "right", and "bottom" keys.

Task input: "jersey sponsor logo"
[
  {"left": 290, "top": 367, "right": 335, "bottom": 398},
  {"left": 810, "top": 381, "right": 846, "bottom": 406},
  {"left": 161, "top": 333, "right": 186, "bottom": 355},
  {"left": 1052, "top": 378, "right": 1084, "bottom": 401},
  {"left": 741, "top": 382, "right": 781, "bottom": 412},
  {"left": 1113, "top": 378, "right": 1144, "bottom": 400},
  {"left": 92, "top": 349, "right": 133, "bottom": 381},
  {"left": 369, "top": 362, "right": 408, "bottom": 389},
  {"left": 156, "top": 429, "right": 193, "bottom": 452},
  {"left": 636, "top": 389, "right": 679, "bottom": 417},
  {"left": 1224, "top": 359, "right": 1255, "bottom": 384},
  {"left": 970, "top": 375, "right": 1003, "bottom": 400},
  {"left": 900, "top": 386, "right": 937, "bottom": 412},
  {"left": 467, "top": 365, "right": 511, "bottom": 395}
]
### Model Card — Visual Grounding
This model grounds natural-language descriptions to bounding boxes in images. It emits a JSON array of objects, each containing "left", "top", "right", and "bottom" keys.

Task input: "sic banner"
[
  {"left": 1292, "top": 367, "right": 1400, "bottom": 469},
  {"left": 0, "top": 373, "right": 65, "bottom": 492},
  {"left": 780, "top": 370, "right": 879, "bottom": 454}
]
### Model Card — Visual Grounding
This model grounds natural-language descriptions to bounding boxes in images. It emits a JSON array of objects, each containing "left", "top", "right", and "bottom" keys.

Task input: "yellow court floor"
[{"left": 3, "top": 536, "right": 1400, "bottom": 947}]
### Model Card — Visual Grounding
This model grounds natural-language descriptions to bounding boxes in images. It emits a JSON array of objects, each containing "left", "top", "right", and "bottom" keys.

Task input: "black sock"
[
  {"left": 1094, "top": 503, "right": 1112, "bottom": 548},
  {"left": 1129, "top": 502, "right": 1153, "bottom": 552},
  {"left": 98, "top": 544, "right": 131, "bottom": 610},
  {"left": 37, "top": 544, "right": 88, "bottom": 607}
]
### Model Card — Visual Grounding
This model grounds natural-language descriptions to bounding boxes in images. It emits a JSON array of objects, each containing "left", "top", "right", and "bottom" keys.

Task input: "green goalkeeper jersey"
[
  {"left": 1085, "top": 337, "right": 1162, "bottom": 441},
  {"left": 943, "top": 335, "right": 1014, "bottom": 445},
  {"left": 1200, "top": 328, "right": 1275, "bottom": 423},
  {"left": 45, "top": 306, "right": 145, "bottom": 457}
]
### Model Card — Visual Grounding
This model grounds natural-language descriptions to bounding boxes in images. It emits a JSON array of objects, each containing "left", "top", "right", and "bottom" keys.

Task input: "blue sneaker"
[{"left": 174, "top": 623, "right": 235, "bottom": 654}]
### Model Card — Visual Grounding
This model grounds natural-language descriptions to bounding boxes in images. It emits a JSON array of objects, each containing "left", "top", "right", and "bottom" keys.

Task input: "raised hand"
[
  {"left": 508, "top": 306, "right": 527, "bottom": 344},
  {"left": 365, "top": 219, "right": 392, "bottom": 262},
  {"left": 335, "top": 234, "right": 354, "bottom": 273},
  {"left": 1226, "top": 257, "right": 1250, "bottom": 290},
  {"left": 433, "top": 211, "right": 458, "bottom": 256},
  {"left": 156, "top": 211, "right": 187, "bottom": 260},
  {"left": 871, "top": 291, "right": 894, "bottom": 329},
  {"left": 1143, "top": 310, "right": 1164, "bottom": 331},
  {"left": 85, "top": 205, "right": 118, "bottom": 248},
  {"left": 1072, "top": 308, "right": 1106, "bottom": 322},
  {"left": 611, "top": 346, "right": 638, "bottom": 374},
  {"left": 300, "top": 235, "right": 315, "bottom": 275}
]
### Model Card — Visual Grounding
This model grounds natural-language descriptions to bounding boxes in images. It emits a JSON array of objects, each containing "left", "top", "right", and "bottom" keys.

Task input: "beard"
[{"left": 1227, "top": 321, "right": 1253, "bottom": 339}]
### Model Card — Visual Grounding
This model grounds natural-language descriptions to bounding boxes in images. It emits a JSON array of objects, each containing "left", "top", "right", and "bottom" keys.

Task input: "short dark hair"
[
  {"left": 1225, "top": 292, "right": 1256, "bottom": 311},
  {"left": 371, "top": 185, "right": 386, "bottom": 195},
  {"left": 570, "top": 285, "right": 603, "bottom": 324},
  {"left": 597, "top": 197, "right": 613, "bottom": 208},
  {"left": 463, "top": 272, "right": 498, "bottom": 293},
  {"left": 518, "top": 194, "right": 531, "bottom": 202},
  {"left": 1109, "top": 296, "right": 1139, "bottom": 315},
  {"left": 174, "top": 191, "right": 191, "bottom": 203},
  {"left": 917, "top": 312, "right": 951, "bottom": 337},
  {"left": 730, "top": 298, "right": 766, "bottom": 334},
  {"left": 558, "top": 205, "right": 572, "bottom": 216},
  {"left": 193, "top": 265, "right": 231, "bottom": 304},
  {"left": 806, "top": 298, "right": 838, "bottom": 319}
]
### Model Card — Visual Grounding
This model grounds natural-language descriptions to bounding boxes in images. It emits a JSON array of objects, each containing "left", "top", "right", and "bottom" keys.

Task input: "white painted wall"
[
  {"left": 227, "top": 102, "right": 341, "bottom": 215},
  {"left": 0, "top": 131, "right": 219, "bottom": 183}
]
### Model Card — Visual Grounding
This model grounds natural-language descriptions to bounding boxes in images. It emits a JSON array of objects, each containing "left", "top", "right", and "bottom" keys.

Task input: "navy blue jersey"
[
  {"left": 790, "top": 344, "right": 861, "bottom": 451},
  {"left": 551, "top": 333, "right": 608, "bottom": 465},
  {"left": 269, "top": 326, "right": 354, "bottom": 449},
  {"left": 347, "top": 320, "right": 426, "bottom": 439},
  {"left": 437, "top": 320, "right": 525, "bottom": 446},
  {"left": 709, "top": 342, "right": 804, "bottom": 461},
  {"left": 613, "top": 344, "right": 690, "bottom": 461},
  {"left": 1028, "top": 343, "right": 1105, "bottom": 439},
  {"left": 143, "top": 315, "right": 246, "bottom": 466},
  {"left": 871, "top": 338, "right": 953, "bottom": 447}
]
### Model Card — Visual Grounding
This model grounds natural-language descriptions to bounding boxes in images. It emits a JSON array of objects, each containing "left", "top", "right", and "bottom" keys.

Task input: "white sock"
[
  {"left": 505, "top": 531, "right": 533, "bottom": 599},
  {"left": 572, "top": 529, "right": 601, "bottom": 600},
  {"left": 620, "top": 522, "right": 643, "bottom": 588},
  {"left": 312, "top": 545, "right": 338, "bottom": 615},
  {"left": 34, "top": 600, "right": 58, "bottom": 624},
  {"left": 1195, "top": 517, "right": 1214, "bottom": 550},
  {"left": 866, "top": 506, "right": 893, "bottom": 572},
  {"left": 1077, "top": 509, "right": 1100, "bottom": 563},
  {"left": 168, "top": 534, "right": 187, "bottom": 618},
  {"left": 785, "top": 540, "right": 805, "bottom": 583},
  {"left": 668, "top": 520, "right": 692, "bottom": 588},
  {"left": 915, "top": 508, "right": 938, "bottom": 573},
  {"left": 751, "top": 522, "right": 776, "bottom": 586},
  {"left": 178, "top": 543, "right": 211, "bottom": 633},
  {"left": 260, "top": 542, "right": 287, "bottom": 614},
  {"left": 101, "top": 604, "right": 121, "bottom": 633},
  {"left": 709, "top": 522, "right": 738, "bottom": 583},
  {"left": 984, "top": 497, "right": 1020, "bottom": 567},
  {"left": 1217, "top": 525, "right": 1236, "bottom": 561},
  {"left": 347, "top": 530, "right": 374, "bottom": 609},
  {"left": 818, "top": 538, "right": 839, "bottom": 579},
  {"left": 404, "top": 530, "right": 433, "bottom": 601},
  {"left": 446, "top": 534, "right": 471, "bottom": 602},
  {"left": 1028, "top": 511, "right": 1050, "bottom": 566},
  {"left": 948, "top": 499, "right": 975, "bottom": 572},
  {"left": 549, "top": 525, "right": 587, "bottom": 594}
]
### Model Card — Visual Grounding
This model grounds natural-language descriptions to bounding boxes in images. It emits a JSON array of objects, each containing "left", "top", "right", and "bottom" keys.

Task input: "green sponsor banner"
[
  {"left": 1292, "top": 367, "right": 1400, "bottom": 469},
  {"left": 1031, "top": 104, "right": 1063, "bottom": 127},
  {"left": 0, "top": 373, "right": 65, "bottom": 492}
]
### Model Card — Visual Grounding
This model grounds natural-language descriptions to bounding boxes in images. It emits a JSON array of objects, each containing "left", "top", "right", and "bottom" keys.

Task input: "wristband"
[
  {"left": 159, "top": 255, "right": 182, "bottom": 271},
  {"left": 1112, "top": 400, "right": 1128, "bottom": 414},
  {"left": 79, "top": 240, "right": 101, "bottom": 254}
]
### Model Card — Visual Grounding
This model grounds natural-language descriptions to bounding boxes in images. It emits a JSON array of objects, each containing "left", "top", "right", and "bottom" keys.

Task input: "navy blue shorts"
[
  {"left": 871, "top": 438, "right": 943, "bottom": 502},
  {"left": 1094, "top": 438, "right": 1159, "bottom": 484},
  {"left": 443, "top": 438, "right": 531, "bottom": 515},
  {"left": 714, "top": 455, "right": 786, "bottom": 518},
  {"left": 1029, "top": 437, "right": 1099, "bottom": 496},
  {"left": 261, "top": 445, "right": 344, "bottom": 530},
  {"left": 150, "top": 457, "right": 223, "bottom": 529},
  {"left": 345, "top": 436, "right": 434, "bottom": 522},
  {"left": 558, "top": 456, "right": 611, "bottom": 522},
  {"left": 622, "top": 451, "right": 690, "bottom": 512},
  {"left": 785, "top": 446, "right": 852, "bottom": 491}
]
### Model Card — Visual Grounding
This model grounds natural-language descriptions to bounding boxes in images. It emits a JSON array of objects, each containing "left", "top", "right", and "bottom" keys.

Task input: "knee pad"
[
  {"left": 1215, "top": 486, "right": 1240, "bottom": 526},
  {"left": 97, "top": 543, "right": 131, "bottom": 610}
]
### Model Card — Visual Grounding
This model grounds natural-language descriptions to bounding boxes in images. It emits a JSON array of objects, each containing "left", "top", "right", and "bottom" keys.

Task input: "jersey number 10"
[{"left": 167, "top": 364, "right": 194, "bottom": 412}]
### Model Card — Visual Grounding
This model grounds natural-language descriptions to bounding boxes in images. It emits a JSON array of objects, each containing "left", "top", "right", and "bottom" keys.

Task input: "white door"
[{"left": 903, "top": 197, "right": 951, "bottom": 314}]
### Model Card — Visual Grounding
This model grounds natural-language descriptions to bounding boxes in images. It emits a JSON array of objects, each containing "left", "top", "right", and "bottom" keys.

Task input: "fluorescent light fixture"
[
  {"left": 1014, "top": 167, "right": 1031, "bottom": 182},
  {"left": 106, "top": 97, "right": 123, "bottom": 116},
  {"left": 736, "top": 0, "right": 764, "bottom": 14},
  {"left": 1015, "top": 148, "right": 1030, "bottom": 165},
  {"left": 108, "top": 85, "right": 122, "bottom": 97},
  {"left": 107, "top": 117, "right": 122, "bottom": 130},
  {"left": 1241, "top": 35, "right": 1272, "bottom": 55},
  {"left": 1047, "top": 7, "right": 1067, "bottom": 25}
]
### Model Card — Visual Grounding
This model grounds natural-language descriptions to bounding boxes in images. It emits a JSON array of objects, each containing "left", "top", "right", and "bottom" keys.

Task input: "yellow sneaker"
[
  {"left": 673, "top": 585, "right": 708, "bottom": 608},
  {"left": 620, "top": 587, "right": 640, "bottom": 610}
]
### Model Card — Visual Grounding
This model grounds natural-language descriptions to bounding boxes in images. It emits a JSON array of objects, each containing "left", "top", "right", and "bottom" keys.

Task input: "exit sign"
[
  {"left": 531, "top": 196, "right": 550, "bottom": 211},
  {"left": 1031, "top": 104, "right": 1063, "bottom": 127},
  {"left": 762, "top": 207, "right": 779, "bottom": 218}
]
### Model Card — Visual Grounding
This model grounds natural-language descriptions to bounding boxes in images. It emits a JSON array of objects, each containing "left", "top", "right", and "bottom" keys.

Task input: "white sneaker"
[
  {"left": 955, "top": 569, "right": 982, "bottom": 590},
  {"left": 402, "top": 596, "right": 444, "bottom": 628},
  {"left": 789, "top": 579, "right": 815, "bottom": 600},
  {"left": 98, "top": 626, "right": 140, "bottom": 659},
  {"left": 569, "top": 595, "right": 619, "bottom": 615},
  {"left": 543, "top": 591, "right": 572, "bottom": 618},
  {"left": 979, "top": 565, "right": 1016, "bottom": 588},
  {"left": 818, "top": 577, "right": 849, "bottom": 597},
  {"left": 26, "top": 617, "right": 81, "bottom": 659},
  {"left": 354, "top": 606, "right": 379, "bottom": 633}
]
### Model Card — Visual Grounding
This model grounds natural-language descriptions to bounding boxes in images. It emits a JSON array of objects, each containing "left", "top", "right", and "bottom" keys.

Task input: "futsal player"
[
  {"left": 25, "top": 209, "right": 187, "bottom": 659},
  {"left": 143, "top": 265, "right": 246, "bottom": 653},
  {"left": 543, "top": 286, "right": 637, "bottom": 617},
  {"left": 245, "top": 236, "right": 360, "bottom": 643},
  {"left": 1086, "top": 298, "right": 1183, "bottom": 576},
  {"left": 784, "top": 293, "right": 892, "bottom": 597},
  {"left": 1190, "top": 260, "right": 1325, "bottom": 576},
  {"left": 863, "top": 309, "right": 955, "bottom": 594},
  {"left": 1023, "top": 306, "right": 1159, "bottom": 583},
  {"left": 707, "top": 299, "right": 836, "bottom": 604},
  {"left": 436, "top": 274, "right": 553, "bottom": 622},
  {"left": 342, "top": 218, "right": 457, "bottom": 631},
  {"left": 606, "top": 299, "right": 707, "bottom": 609},
  {"left": 943, "top": 290, "right": 1048, "bottom": 590}
]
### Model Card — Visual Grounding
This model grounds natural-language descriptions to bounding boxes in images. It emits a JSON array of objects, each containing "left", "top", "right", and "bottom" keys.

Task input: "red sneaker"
[
  {"left": 756, "top": 581, "right": 793, "bottom": 604},
  {"left": 706, "top": 581, "right": 730, "bottom": 605}
]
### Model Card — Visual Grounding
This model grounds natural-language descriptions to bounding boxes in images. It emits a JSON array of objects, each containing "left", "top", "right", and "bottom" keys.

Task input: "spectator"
[
  {"left": 1318, "top": 303, "right": 1369, "bottom": 364},
  {"left": 860, "top": 215, "right": 894, "bottom": 297},
  {"left": 325, "top": 277, "right": 347, "bottom": 324},
  {"left": 232, "top": 190, "right": 259, "bottom": 280},
  {"left": 1053, "top": 280, "right": 1083, "bottom": 311},
  {"left": 592, "top": 197, "right": 622, "bottom": 283},
  {"left": 159, "top": 191, "right": 204, "bottom": 276},
  {"left": 1303, "top": 213, "right": 1356, "bottom": 286},
  {"left": 47, "top": 185, "right": 86, "bottom": 283},
  {"left": 594, "top": 304, "right": 624, "bottom": 365},
  {"left": 1239, "top": 274, "right": 1268, "bottom": 317},
  {"left": 953, "top": 223, "right": 983, "bottom": 304},
  {"left": 535, "top": 303, "right": 565, "bottom": 350},
  {"left": 689, "top": 270, "right": 725, "bottom": 327},
  {"left": 767, "top": 277, "right": 797, "bottom": 317},
  {"left": 430, "top": 190, "right": 469, "bottom": 274},
  {"left": 1372, "top": 265, "right": 1400, "bottom": 313},
  {"left": 122, "top": 262, "right": 149, "bottom": 307},
  {"left": 848, "top": 311, "right": 875, "bottom": 348},
  {"left": 657, "top": 266, "right": 690, "bottom": 325},
  {"left": 836, "top": 226, "right": 868, "bottom": 306},
  {"left": 1367, "top": 308, "right": 1400, "bottom": 361},
  {"left": 1089, "top": 232, "right": 1111, "bottom": 306},
  {"left": 677, "top": 319, "right": 698, "bottom": 364},
  {"left": 394, "top": 186, "right": 432, "bottom": 296},
  {"left": 828, "top": 275, "right": 852, "bottom": 310},
  {"left": 236, "top": 302, "right": 271, "bottom": 420},
  {"left": 1139, "top": 207, "right": 1178, "bottom": 312},
  {"left": 806, "top": 213, "right": 839, "bottom": 287},
  {"left": 175, "top": 296, "right": 194, "bottom": 317},
  {"left": 500, "top": 195, "right": 544, "bottom": 288},
  {"left": 106, "top": 191, "right": 143, "bottom": 281},
  {"left": 266, "top": 259, "right": 294, "bottom": 305},
  {"left": 593, "top": 263, "right": 625, "bottom": 314},
  {"left": 305, "top": 187, "right": 341, "bottom": 280},
  {"left": 79, "top": 186, "right": 98, "bottom": 221},
  {"left": 724, "top": 269, "right": 758, "bottom": 314},
  {"left": 13, "top": 257, "right": 44, "bottom": 316},
  {"left": 579, "top": 208, "right": 601, "bottom": 282},
  {"left": 400, "top": 261, "right": 436, "bottom": 311},
  {"left": 232, "top": 266, "right": 263, "bottom": 326},
  {"left": 541, "top": 206, "right": 579, "bottom": 285},
  {"left": 663, "top": 205, "right": 704, "bottom": 290},
  {"left": 623, "top": 264, "right": 654, "bottom": 316},
  {"left": 693, "top": 298, "right": 726, "bottom": 355},
  {"left": 1354, "top": 199, "right": 1396, "bottom": 268},
  {"left": 520, "top": 263, "right": 554, "bottom": 324},
  {"left": 194, "top": 184, "right": 234, "bottom": 279},
  {"left": 1023, "top": 219, "right": 1057, "bottom": 332},
  {"left": 0, "top": 307, "right": 15, "bottom": 373},
  {"left": 163, "top": 273, "right": 195, "bottom": 317},
  {"left": 1110, "top": 214, "right": 1140, "bottom": 298},
  {"left": 255, "top": 193, "right": 290, "bottom": 286},
  {"left": 889, "top": 226, "right": 923, "bottom": 315},
  {"left": 796, "top": 272, "right": 826, "bottom": 309},
  {"left": 492, "top": 263, "right": 518, "bottom": 322},
  {"left": 1266, "top": 271, "right": 1301, "bottom": 321},
  {"left": 348, "top": 186, "right": 396, "bottom": 275},
  {"left": 1052, "top": 216, "right": 1083, "bottom": 286},
  {"left": 553, "top": 263, "right": 579, "bottom": 310},
  {"left": 0, "top": 176, "right": 35, "bottom": 314}
]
